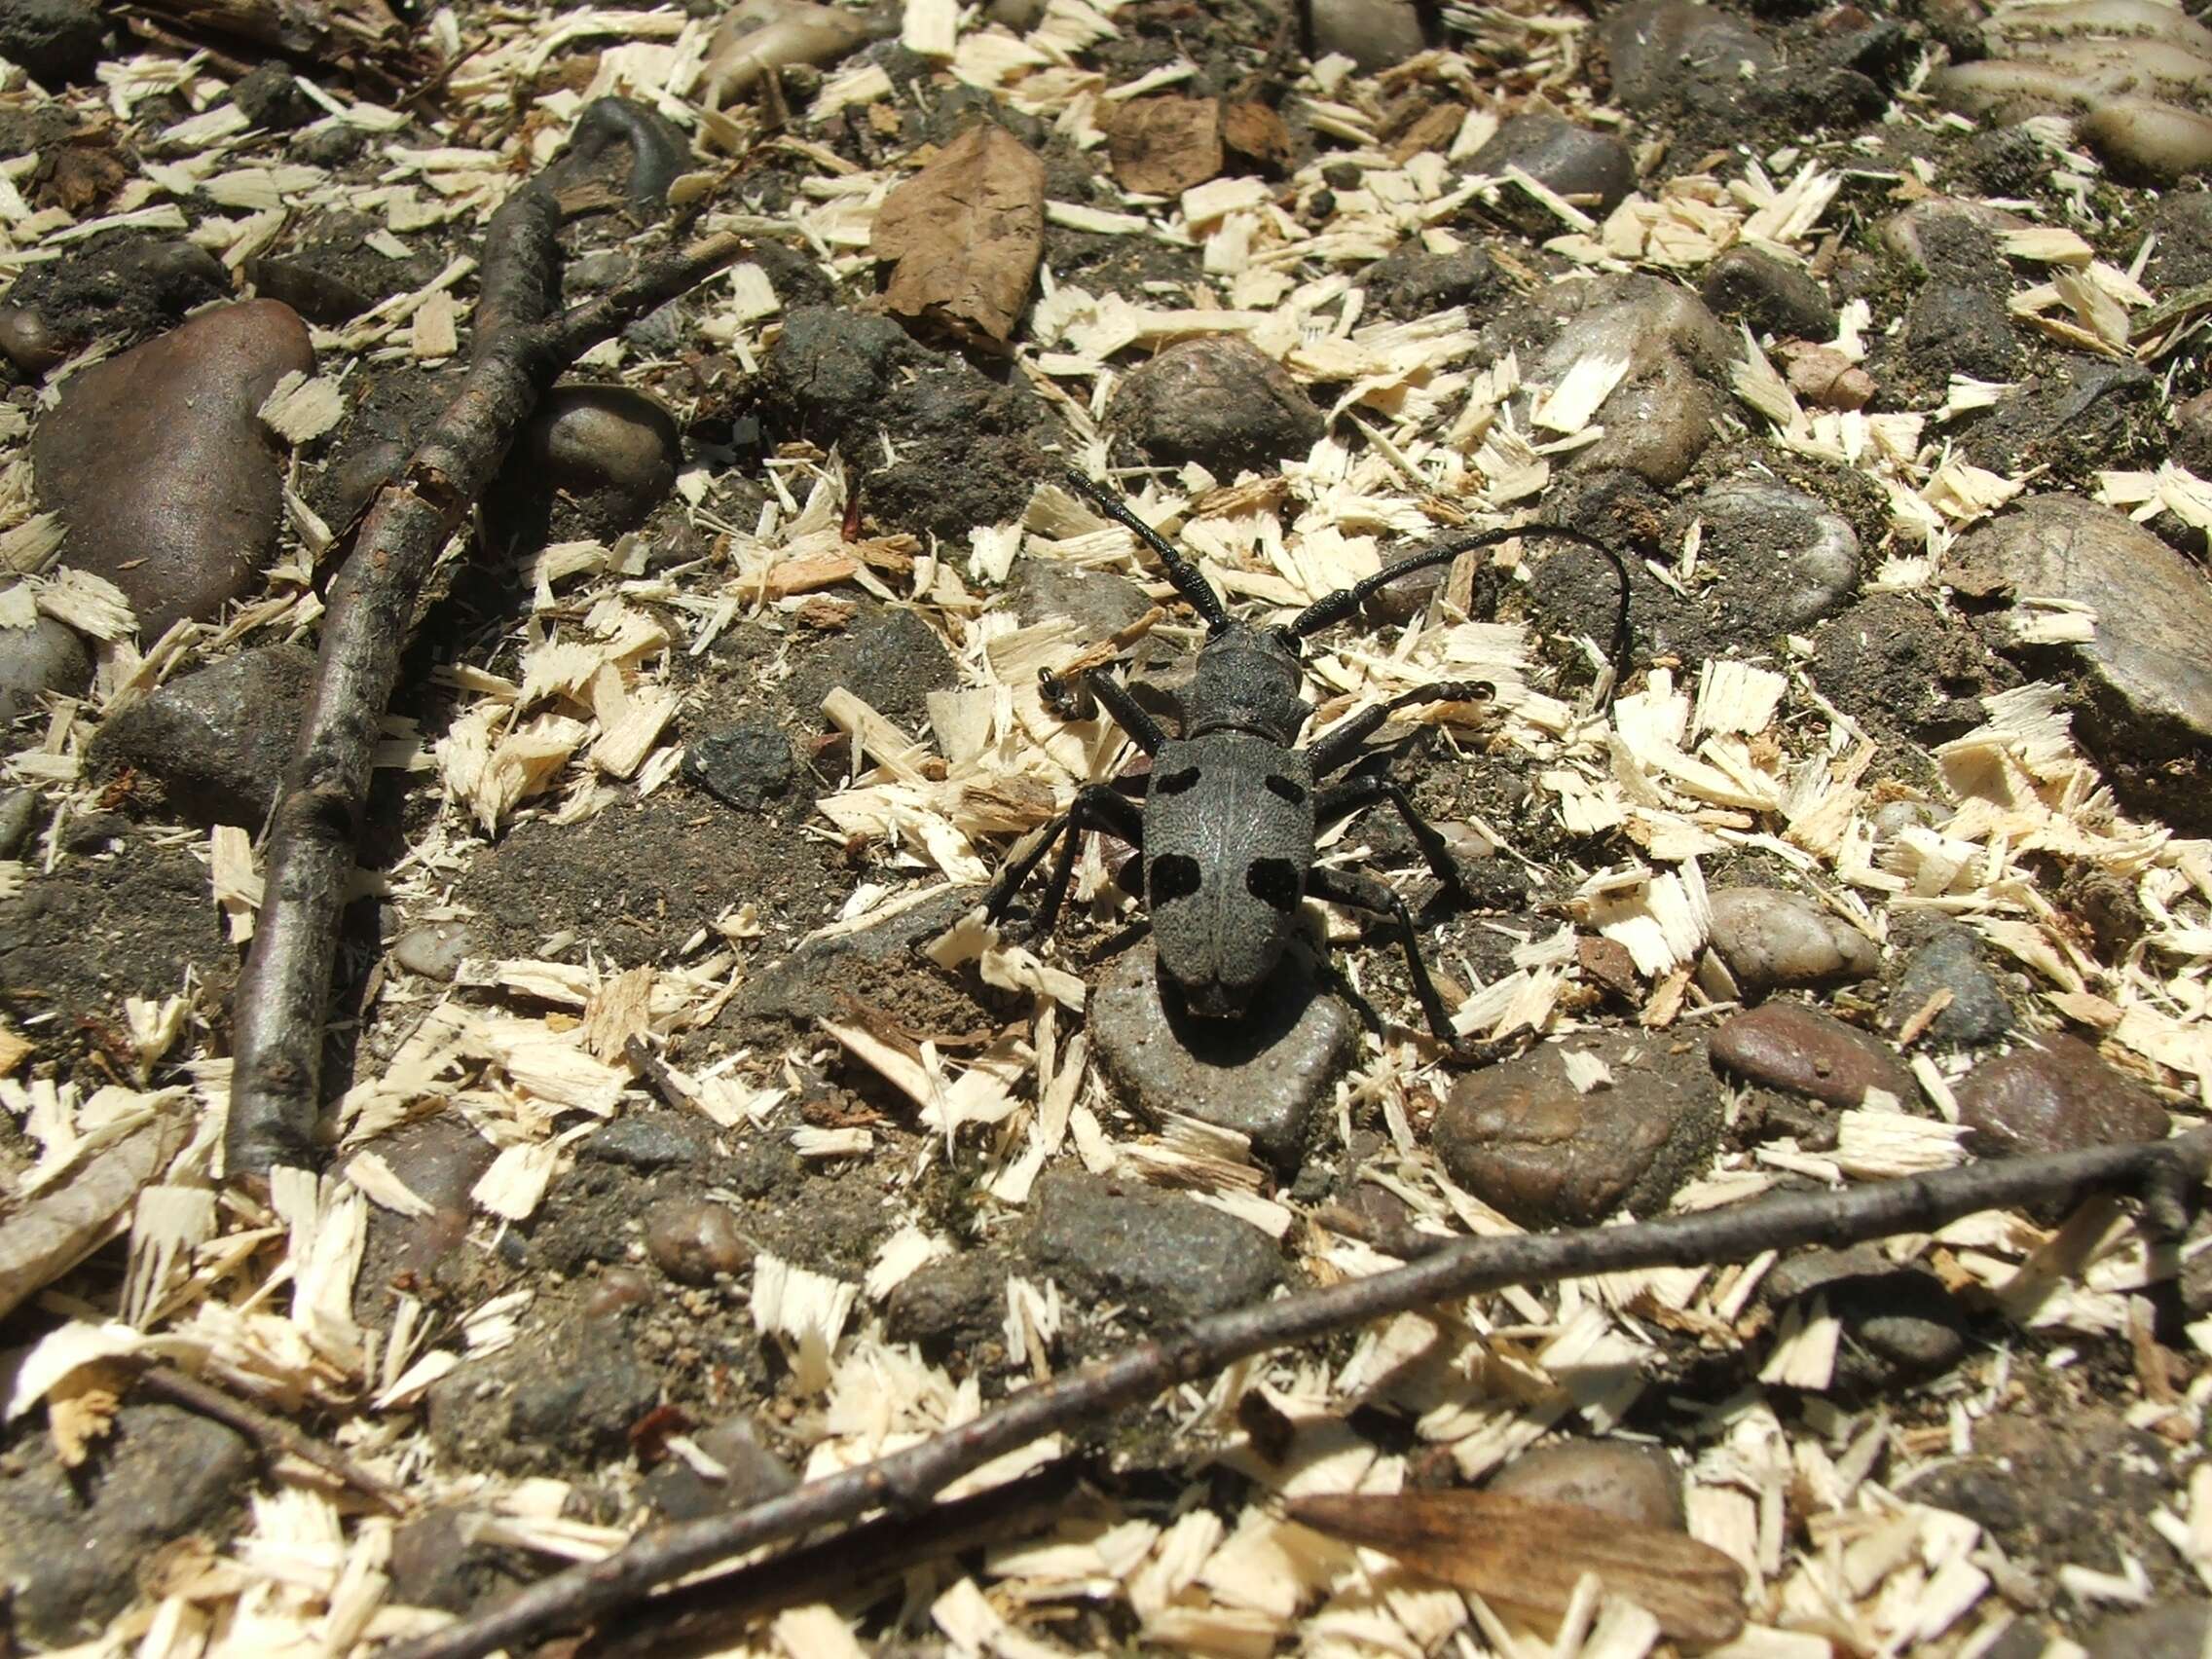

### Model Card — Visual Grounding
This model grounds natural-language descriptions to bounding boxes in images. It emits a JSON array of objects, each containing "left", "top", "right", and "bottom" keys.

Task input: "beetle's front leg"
[
  {"left": 1039, "top": 666, "right": 1095, "bottom": 722},
  {"left": 1305, "top": 680, "right": 1495, "bottom": 777},
  {"left": 1030, "top": 784, "right": 1145, "bottom": 943},
  {"left": 1037, "top": 664, "right": 1167, "bottom": 755}
]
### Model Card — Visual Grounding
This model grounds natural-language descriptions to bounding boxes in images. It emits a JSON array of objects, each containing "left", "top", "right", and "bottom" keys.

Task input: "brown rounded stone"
[
  {"left": 1710, "top": 1002, "right": 1911, "bottom": 1107},
  {"left": 645, "top": 1198, "right": 751, "bottom": 1284},
  {"left": 582, "top": 1265, "right": 657, "bottom": 1317},
  {"left": 31, "top": 299, "right": 314, "bottom": 638},
  {"left": 0, "top": 305, "right": 64, "bottom": 376},
  {"left": 1489, "top": 1439, "right": 1685, "bottom": 1531},
  {"left": 526, "top": 385, "right": 680, "bottom": 518},
  {"left": 1953, "top": 1034, "right": 2169, "bottom": 1159},
  {"left": 1433, "top": 1038, "right": 1719, "bottom": 1228}
]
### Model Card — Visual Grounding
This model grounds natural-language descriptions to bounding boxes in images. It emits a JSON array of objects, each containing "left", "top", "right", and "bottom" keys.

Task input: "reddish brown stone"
[
  {"left": 1954, "top": 1034, "right": 2169, "bottom": 1158},
  {"left": 1710, "top": 1002, "right": 1911, "bottom": 1107},
  {"left": 1433, "top": 1039, "right": 1718, "bottom": 1228},
  {"left": 32, "top": 299, "right": 313, "bottom": 638}
]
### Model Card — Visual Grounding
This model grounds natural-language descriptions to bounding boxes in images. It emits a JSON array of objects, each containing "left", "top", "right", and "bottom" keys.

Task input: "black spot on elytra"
[
  {"left": 1152, "top": 854, "right": 1201, "bottom": 903},
  {"left": 1264, "top": 774, "right": 1306, "bottom": 805},
  {"left": 1155, "top": 767, "right": 1200, "bottom": 794},
  {"left": 1245, "top": 858, "right": 1301, "bottom": 912}
]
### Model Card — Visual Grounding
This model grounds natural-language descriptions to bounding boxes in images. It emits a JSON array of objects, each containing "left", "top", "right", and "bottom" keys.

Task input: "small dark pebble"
[
  {"left": 1109, "top": 336, "right": 1324, "bottom": 478},
  {"left": 1024, "top": 1168, "right": 1281, "bottom": 1325},
  {"left": 0, "top": 0, "right": 105, "bottom": 85},
  {"left": 426, "top": 1316, "right": 660, "bottom": 1472},
  {"left": 1765, "top": 1244, "right": 1969, "bottom": 1382},
  {"left": 645, "top": 1415, "right": 796, "bottom": 1521},
  {"left": 585, "top": 1114, "right": 707, "bottom": 1172},
  {"left": 1903, "top": 281, "right": 2022, "bottom": 383},
  {"left": 391, "top": 920, "right": 479, "bottom": 981},
  {"left": 1465, "top": 113, "right": 1634, "bottom": 234},
  {"left": 387, "top": 1506, "right": 535, "bottom": 1617},
  {"left": 1699, "top": 245, "right": 1837, "bottom": 341},
  {"left": 229, "top": 63, "right": 314, "bottom": 129},
  {"left": 0, "top": 787, "right": 36, "bottom": 857},
  {"left": 0, "top": 1405, "right": 253, "bottom": 1647},
  {"left": 1884, "top": 926, "right": 2012, "bottom": 1046},
  {"left": 886, "top": 1249, "right": 1012, "bottom": 1351},
  {"left": 91, "top": 644, "right": 314, "bottom": 829},
  {"left": 0, "top": 613, "right": 92, "bottom": 723},
  {"left": 1359, "top": 243, "right": 1503, "bottom": 323},
  {"left": 685, "top": 719, "right": 798, "bottom": 811},
  {"left": 296, "top": 123, "right": 367, "bottom": 167}
]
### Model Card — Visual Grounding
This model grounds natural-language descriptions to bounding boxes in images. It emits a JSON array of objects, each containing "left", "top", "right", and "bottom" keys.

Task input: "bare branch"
[
  {"left": 380, "top": 1126, "right": 2211, "bottom": 1659},
  {"left": 225, "top": 112, "right": 747, "bottom": 1178}
]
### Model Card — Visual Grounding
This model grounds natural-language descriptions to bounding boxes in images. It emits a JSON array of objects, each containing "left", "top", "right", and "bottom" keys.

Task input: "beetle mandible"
[{"left": 985, "top": 470, "right": 1634, "bottom": 1044}]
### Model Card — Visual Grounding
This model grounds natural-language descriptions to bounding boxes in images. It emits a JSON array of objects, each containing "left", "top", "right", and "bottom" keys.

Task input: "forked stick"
[{"left": 225, "top": 106, "right": 747, "bottom": 1177}]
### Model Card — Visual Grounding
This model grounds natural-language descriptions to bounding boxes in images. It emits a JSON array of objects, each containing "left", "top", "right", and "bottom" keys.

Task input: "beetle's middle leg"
[
  {"left": 985, "top": 783, "right": 1144, "bottom": 940},
  {"left": 1306, "top": 863, "right": 1456, "bottom": 1043},
  {"left": 1305, "top": 680, "right": 1494, "bottom": 777},
  {"left": 1314, "top": 772, "right": 1471, "bottom": 900}
]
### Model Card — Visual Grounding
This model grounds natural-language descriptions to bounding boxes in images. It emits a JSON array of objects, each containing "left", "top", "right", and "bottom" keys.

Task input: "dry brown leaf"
[
  {"left": 1286, "top": 1489, "right": 1748, "bottom": 1647},
  {"left": 1107, "top": 96, "right": 1225, "bottom": 196},
  {"left": 873, "top": 124, "right": 1047, "bottom": 350},
  {"left": 1221, "top": 101, "right": 1293, "bottom": 172}
]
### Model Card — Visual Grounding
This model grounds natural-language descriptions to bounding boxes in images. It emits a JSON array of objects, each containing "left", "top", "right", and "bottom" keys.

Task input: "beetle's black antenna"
[
  {"left": 1290, "top": 524, "right": 1637, "bottom": 696},
  {"left": 1064, "top": 469, "right": 1233, "bottom": 635}
]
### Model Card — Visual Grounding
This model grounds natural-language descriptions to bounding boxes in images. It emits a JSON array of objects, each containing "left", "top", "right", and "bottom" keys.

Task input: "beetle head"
[
  {"left": 1151, "top": 850, "right": 1303, "bottom": 1019},
  {"left": 1182, "top": 623, "right": 1310, "bottom": 743}
]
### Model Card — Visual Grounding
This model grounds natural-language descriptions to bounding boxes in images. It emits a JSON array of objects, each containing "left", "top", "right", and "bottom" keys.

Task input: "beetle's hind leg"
[
  {"left": 1315, "top": 772, "right": 1473, "bottom": 901},
  {"left": 986, "top": 784, "right": 1145, "bottom": 942},
  {"left": 1306, "top": 863, "right": 1457, "bottom": 1043}
]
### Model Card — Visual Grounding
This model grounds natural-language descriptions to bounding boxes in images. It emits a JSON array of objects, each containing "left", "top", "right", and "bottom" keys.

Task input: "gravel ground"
[{"left": 2, "top": 0, "right": 2212, "bottom": 1654}]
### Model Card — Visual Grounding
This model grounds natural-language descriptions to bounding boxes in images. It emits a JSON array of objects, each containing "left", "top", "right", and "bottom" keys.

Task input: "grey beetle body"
[
  {"left": 1144, "top": 730, "right": 1316, "bottom": 1017},
  {"left": 985, "top": 471, "right": 1634, "bottom": 1045}
]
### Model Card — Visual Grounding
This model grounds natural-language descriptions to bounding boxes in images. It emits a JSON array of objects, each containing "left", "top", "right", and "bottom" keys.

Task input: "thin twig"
[
  {"left": 380, "top": 1126, "right": 2211, "bottom": 1659},
  {"left": 579, "top": 1466, "right": 1083, "bottom": 1658},
  {"left": 225, "top": 108, "right": 747, "bottom": 1178},
  {"left": 135, "top": 1362, "right": 406, "bottom": 1514}
]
